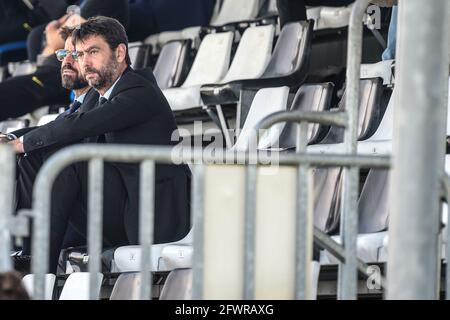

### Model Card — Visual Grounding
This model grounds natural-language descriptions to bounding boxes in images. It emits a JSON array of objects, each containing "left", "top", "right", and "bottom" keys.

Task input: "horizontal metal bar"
[
  {"left": 256, "top": 110, "right": 348, "bottom": 132},
  {"left": 34, "top": 145, "right": 390, "bottom": 179}
]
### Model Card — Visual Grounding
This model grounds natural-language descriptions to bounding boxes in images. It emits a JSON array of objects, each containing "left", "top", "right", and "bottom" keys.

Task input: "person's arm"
[{"left": 22, "top": 84, "right": 163, "bottom": 153}]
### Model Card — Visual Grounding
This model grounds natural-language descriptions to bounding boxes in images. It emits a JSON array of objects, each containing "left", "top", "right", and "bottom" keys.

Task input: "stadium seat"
[
  {"left": 210, "top": 0, "right": 261, "bottom": 27},
  {"left": 109, "top": 272, "right": 142, "bottom": 300},
  {"left": 166, "top": 24, "right": 275, "bottom": 115},
  {"left": 321, "top": 169, "right": 390, "bottom": 264},
  {"left": 233, "top": 86, "right": 289, "bottom": 151},
  {"left": 307, "top": 5, "right": 354, "bottom": 31},
  {"left": 201, "top": 21, "right": 313, "bottom": 107},
  {"left": 162, "top": 31, "right": 234, "bottom": 112},
  {"left": 113, "top": 228, "right": 193, "bottom": 273},
  {"left": 128, "top": 41, "right": 152, "bottom": 70},
  {"left": 144, "top": 0, "right": 262, "bottom": 53},
  {"left": 306, "top": 60, "right": 395, "bottom": 155},
  {"left": 159, "top": 268, "right": 192, "bottom": 300},
  {"left": 307, "top": 78, "right": 385, "bottom": 154},
  {"left": 59, "top": 272, "right": 104, "bottom": 300},
  {"left": 153, "top": 40, "right": 191, "bottom": 90},
  {"left": 22, "top": 273, "right": 56, "bottom": 300},
  {"left": 277, "top": 82, "right": 335, "bottom": 149}
]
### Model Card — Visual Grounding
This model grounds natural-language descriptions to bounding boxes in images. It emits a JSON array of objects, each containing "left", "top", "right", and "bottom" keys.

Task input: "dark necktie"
[
  {"left": 99, "top": 97, "right": 108, "bottom": 106},
  {"left": 57, "top": 100, "right": 82, "bottom": 119}
]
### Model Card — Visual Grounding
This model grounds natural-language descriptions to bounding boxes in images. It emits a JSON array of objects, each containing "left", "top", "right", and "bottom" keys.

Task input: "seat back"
[
  {"left": 153, "top": 40, "right": 191, "bottom": 90},
  {"left": 128, "top": 42, "right": 151, "bottom": 70},
  {"left": 22, "top": 273, "right": 56, "bottom": 300},
  {"left": 278, "top": 83, "right": 334, "bottom": 149},
  {"left": 358, "top": 169, "right": 390, "bottom": 234},
  {"left": 182, "top": 32, "right": 234, "bottom": 87},
  {"left": 210, "top": 0, "right": 261, "bottom": 26},
  {"left": 59, "top": 272, "right": 104, "bottom": 300},
  {"left": 109, "top": 272, "right": 142, "bottom": 300},
  {"left": 313, "top": 168, "right": 343, "bottom": 234},
  {"left": 321, "top": 78, "right": 383, "bottom": 144},
  {"left": 221, "top": 24, "right": 275, "bottom": 83},
  {"left": 260, "top": 21, "right": 312, "bottom": 84},
  {"left": 233, "top": 86, "right": 289, "bottom": 151},
  {"left": 0, "top": 119, "right": 28, "bottom": 133}
]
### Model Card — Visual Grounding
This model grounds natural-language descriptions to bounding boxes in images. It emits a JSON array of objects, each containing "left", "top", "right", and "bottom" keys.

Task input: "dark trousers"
[
  {"left": 17, "top": 151, "right": 131, "bottom": 274},
  {"left": 0, "top": 66, "right": 70, "bottom": 121},
  {"left": 276, "top": 0, "right": 355, "bottom": 27}
]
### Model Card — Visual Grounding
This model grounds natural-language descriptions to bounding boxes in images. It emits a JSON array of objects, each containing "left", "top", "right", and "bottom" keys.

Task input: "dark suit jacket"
[{"left": 21, "top": 67, "right": 190, "bottom": 244}]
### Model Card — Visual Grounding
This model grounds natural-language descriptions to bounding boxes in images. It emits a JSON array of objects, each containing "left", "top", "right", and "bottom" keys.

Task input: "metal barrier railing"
[
  {"left": 254, "top": 109, "right": 386, "bottom": 294},
  {"left": 0, "top": 143, "right": 391, "bottom": 300}
]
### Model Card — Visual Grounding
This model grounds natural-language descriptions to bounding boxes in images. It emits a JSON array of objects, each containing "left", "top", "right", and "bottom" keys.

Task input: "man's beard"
[
  {"left": 61, "top": 64, "right": 88, "bottom": 90},
  {"left": 83, "top": 57, "right": 119, "bottom": 91}
]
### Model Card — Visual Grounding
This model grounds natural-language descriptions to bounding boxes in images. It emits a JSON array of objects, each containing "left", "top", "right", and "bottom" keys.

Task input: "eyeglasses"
[{"left": 55, "top": 49, "right": 78, "bottom": 62}]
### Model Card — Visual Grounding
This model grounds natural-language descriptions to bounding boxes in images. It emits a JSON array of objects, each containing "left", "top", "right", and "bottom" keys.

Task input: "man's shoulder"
[
  {"left": 112, "top": 68, "right": 162, "bottom": 99},
  {"left": 117, "top": 68, "right": 156, "bottom": 90}
]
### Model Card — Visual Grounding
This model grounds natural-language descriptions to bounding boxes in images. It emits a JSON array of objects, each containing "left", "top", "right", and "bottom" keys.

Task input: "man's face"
[
  {"left": 60, "top": 37, "right": 88, "bottom": 90},
  {"left": 75, "top": 35, "right": 121, "bottom": 92}
]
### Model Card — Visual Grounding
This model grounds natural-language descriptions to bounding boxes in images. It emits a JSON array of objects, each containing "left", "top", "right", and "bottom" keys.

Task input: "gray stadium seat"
[
  {"left": 109, "top": 272, "right": 142, "bottom": 300},
  {"left": 166, "top": 24, "right": 275, "bottom": 115},
  {"left": 144, "top": 0, "right": 262, "bottom": 53},
  {"left": 277, "top": 82, "right": 335, "bottom": 149},
  {"left": 112, "top": 229, "right": 193, "bottom": 273},
  {"left": 321, "top": 169, "right": 390, "bottom": 264},
  {"left": 153, "top": 40, "right": 191, "bottom": 90},
  {"left": 159, "top": 268, "right": 192, "bottom": 300},
  {"left": 128, "top": 41, "right": 152, "bottom": 70},
  {"left": 307, "top": 78, "right": 385, "bottom": 155}
]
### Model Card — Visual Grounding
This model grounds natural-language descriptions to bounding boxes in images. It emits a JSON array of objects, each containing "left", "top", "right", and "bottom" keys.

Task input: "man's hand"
[{"left": 7, "top": 139, "right": 25, "bottom": 154}]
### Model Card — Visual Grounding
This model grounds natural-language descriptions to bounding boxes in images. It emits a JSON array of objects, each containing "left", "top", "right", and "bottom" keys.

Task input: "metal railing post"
[
  {"left": 192, "top": 164, "right": 205, "bottom": 300},
  {"left": 139, "top": 160, "right": 155, "bottom": 300},
  {"left": 0, "top": 145, "right": 15, "bottom": 272},
  {"left": 339, "top": 0, "right": 373, "bottom": 300},
  {"left": 88, "top": 158, "right": 104, "bottom": 300},
  {"left": 387, "top": 0, "right": 450, "bottom": 299},
  {"left": 295, "top": 121, "right": 314, "bottom": 299},
  {"left": 243, "top": 165, "right": 257, "bottom": 299}
]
